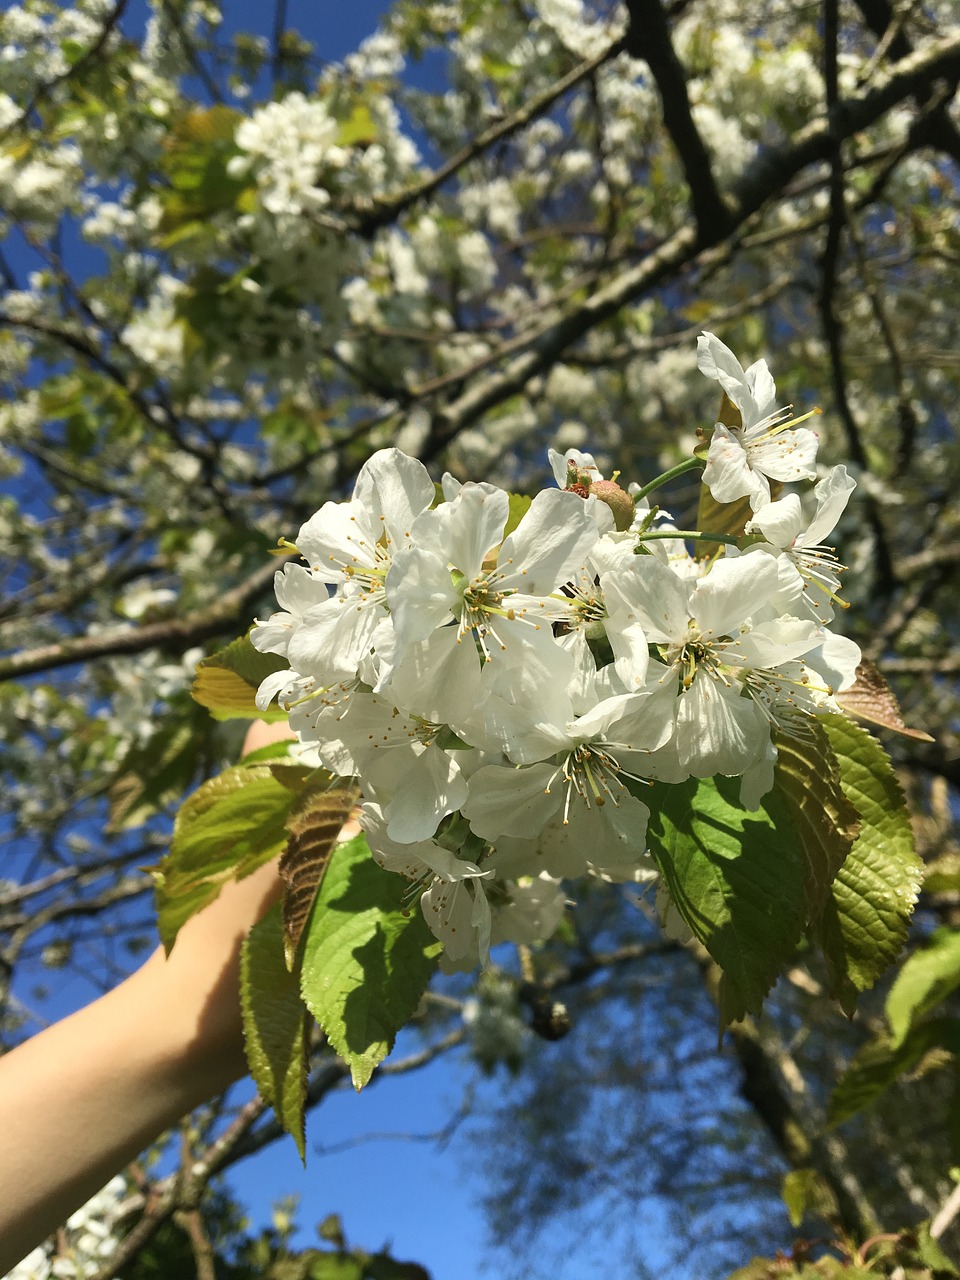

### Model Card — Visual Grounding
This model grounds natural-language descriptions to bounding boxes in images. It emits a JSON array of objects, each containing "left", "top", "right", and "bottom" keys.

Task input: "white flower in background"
[
  {"left": 698, "top": 330, "right": 819, "bottom": 510},
  {"left": 344, "top": 30, "right": 405, "bottom": 80},
  {"left": 5, "top": 1177, "right": 127, "bottom": 1280},
  {"left": 121, "top": 275, "right": 185, "bottom": 378},
  {"left": 489, "top": 871, "right": 567, "bottom": 947},
  {"left": 229, "top": 92, "right": 346, "bottom": 215},
  {"left": 535, "top": 0, "right": 625, "bottom": 58}
]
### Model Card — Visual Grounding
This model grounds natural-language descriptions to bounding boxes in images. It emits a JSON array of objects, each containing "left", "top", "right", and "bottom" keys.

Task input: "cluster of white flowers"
[
  {"left": 0, "top": 95, "right": 81, "bottom": 232},
  {"left": 120, "top": 274, "right": 186, "bottom": 378},
  {"left": 252, "top": 333, "right": 859, "bottom": 969},
  {"left": 5, "top": 1178, "right": 126, "bottom": 1280},
  {"left": 229, "top": 93, "right": 348, "bottom": 218}
]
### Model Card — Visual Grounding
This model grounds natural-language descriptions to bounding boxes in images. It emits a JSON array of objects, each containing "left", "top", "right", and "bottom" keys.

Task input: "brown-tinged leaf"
[
  {"left": 280, "top": 783, "right": 360, "bottom": 966},
  {"left": 774, "top": 721, "right": 862, "bottom": 922},
  {"left": 837, "top": 660, "right": 935, "bottom": 742}
]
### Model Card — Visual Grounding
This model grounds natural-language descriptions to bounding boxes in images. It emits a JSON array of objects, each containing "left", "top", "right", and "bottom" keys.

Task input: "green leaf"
[
  {"left": 886, "top": 929, "right": 960, "bottom": 1048},
  {"left": 914, "top": 1220, "right": 960, "bottom": 1276},
  {"left": 814, "top": 715, "right": 923, "bottom": 1012},
  {"left": 773, "top": 723, "right": 862, "bottom": 923},
  {"left": 308, "top": 1255, "right": 364, "bottom": 1280},
  {"left": 240, "top": 902, "right": 310, "bottom": 1160},
  {"left": 781, "top": 1167, "right": 833, "bottom": 1228},
  {"left": 364, "top": 1255, "right": 433, "bottom": 1280},
  {"left": 728, "top": 1259, "right": 873, "bottom": 1279},
  {"left": 828, "top": 1017, "right": 960, "bottom": 1126},
  {"left": 503, "top": 493, "right": 532, "bottom": 537},
  {"left": 176, "top": 104, "right": 242, "bottom": 144},
  {"left": 108, "top": 708, "right": 205, "bottom": 830},
  {"left": 242, "top": 739, "right": 299, "bottom": 766},
  {"left": 300, "top": 835, "right": 441, "bottom": 1089},
  {"left": 192, "top": 633, "right": 290, "bottom": 722},
  {"left": 156, "top": 763, "right": 310, "bottom": 949},
  {"left": 645, "top": 775, "right": 807, "bottom": 1021},
  {"left": 158, "top": 106, "right": 249, "bottom": 231},
  {"left": 336, "top": 103, "right": 377, "bottom": 147}
]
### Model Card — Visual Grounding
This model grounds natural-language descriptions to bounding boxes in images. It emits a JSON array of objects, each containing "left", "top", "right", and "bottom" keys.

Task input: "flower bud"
[{"left": 588, "top": 479, "right": 635, "bottom": 531}]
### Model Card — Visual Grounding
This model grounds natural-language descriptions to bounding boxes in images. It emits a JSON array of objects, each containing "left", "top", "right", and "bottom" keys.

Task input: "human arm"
[{"left": 0, "top": 720, "right": 292, "bottom": 1273}]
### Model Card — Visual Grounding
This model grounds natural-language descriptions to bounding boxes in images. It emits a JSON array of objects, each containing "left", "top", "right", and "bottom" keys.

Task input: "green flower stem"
[
  {"left": 637, "top": 529, "right": 741, "bottom": 546},
  {"left": 634, "top": 456, "right": 703, "bottom": 500}
]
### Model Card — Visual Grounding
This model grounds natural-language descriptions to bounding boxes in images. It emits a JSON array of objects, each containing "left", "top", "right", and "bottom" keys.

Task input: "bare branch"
[
  {"left": 353, "top": 40, "right": 626, "bottom": 235},
  {"left": 91, "top": 1094, "right": 269, "bottom": 1280},
  {"left": 931, "top": 1178, "right": 960, "bottom": 1240},
  {"left": 0, "top": 0, "right": 129, "bottom": 142},
  {"left": 0, "top": 557, "right": 287, "bottom": 681},
  {"left": 419, "top": 32, "right": 960, "bottom": 456},
  {"left": 622, "top": 0, "right": 729, "bottom": 238}
]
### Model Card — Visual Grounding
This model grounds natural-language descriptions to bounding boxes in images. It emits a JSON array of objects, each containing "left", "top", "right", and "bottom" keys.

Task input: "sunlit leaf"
[
  {"left": 192, "top": 632, "right": 289, "bottom": 721},
  {"left": 886, "top": 929, "right": 960, "bottom": 1049},
  {"left": 156, "top": 763, "right": 313, "bottom": 949},
  {"left": 300, "top": 835, "right": 441, "bottom": 1089},
  {"left": 814, "top": 715, "right": 923, "bottom": 1012},
  {"left": 240, "top": 902, "right": 310, "bottom": 1160},
  {"left": 828, "top": 1018, "right": 960, "bottom": 1126},
  {"left": 781, "top": 1167, "right": 834, "bottom": 1229}
]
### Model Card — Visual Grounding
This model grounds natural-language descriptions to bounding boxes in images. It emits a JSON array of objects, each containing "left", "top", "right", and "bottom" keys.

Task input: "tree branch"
[
  {"left": 0, "top": 0, "right": 129, "bottom": 142},
  {"left": 0, "top": 557, "right": 286, "bottom": 682},
  {"left": 694, "top": 950, "right": 881, "bottom": 1240},
  {"left": 419, "top": 31, "right": 960, "bottom": 457},
  {"left": 353, "top": 39, "right": 626, "bottom": 235},
  {"left": 622, "top": 0, "right": 729, "bottom": 239}
]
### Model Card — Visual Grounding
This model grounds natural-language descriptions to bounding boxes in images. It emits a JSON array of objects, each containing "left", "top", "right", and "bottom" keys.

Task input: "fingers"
[{"left": 242, "top": 718, "right": 296, "bottom": 757}]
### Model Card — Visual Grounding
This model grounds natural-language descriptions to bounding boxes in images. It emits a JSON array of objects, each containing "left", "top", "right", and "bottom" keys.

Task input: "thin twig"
[
  {"left": 353, "top": 39, "right": 626, "bottom": 235},
  {"left": 0, "top": 556, "right": 288, "bottom": 681}
]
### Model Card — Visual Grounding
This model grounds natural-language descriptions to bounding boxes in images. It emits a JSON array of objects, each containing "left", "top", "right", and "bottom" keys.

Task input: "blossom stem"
[
  {"left": 634, "top": 456, "right": 703, "bottom": 500},
  {"left": 636, "top": 529, "right": 741, "bottom": 546}
]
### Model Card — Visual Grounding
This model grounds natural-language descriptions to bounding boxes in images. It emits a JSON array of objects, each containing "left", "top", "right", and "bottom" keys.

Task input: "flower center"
[
  {"left": 457, "top": 571, "right": 518, "bottom": 660},
  {"left": 554, "top": 743, "right": 628, "bottom": 823},
  {"left": 663, "top": 626, "right": 731, "bottom": 691}
]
